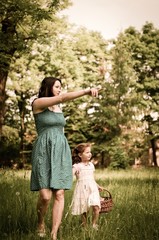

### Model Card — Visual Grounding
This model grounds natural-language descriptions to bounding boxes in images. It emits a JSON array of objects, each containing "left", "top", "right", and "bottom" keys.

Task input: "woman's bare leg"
[
  {"left": 37, "top": 189, "right": 52, "bottom": 233},
  {"left": 51, "top": 189, "right": 65, "bottom": 240}
]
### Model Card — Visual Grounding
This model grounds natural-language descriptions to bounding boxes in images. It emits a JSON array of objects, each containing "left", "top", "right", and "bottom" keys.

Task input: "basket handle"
[{"left": 101, "top": 189, "right": 112, "bottom": 198}]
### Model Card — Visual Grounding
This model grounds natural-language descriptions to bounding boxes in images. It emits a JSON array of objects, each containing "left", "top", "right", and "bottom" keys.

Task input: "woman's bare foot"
[
  {"left": 51, "top": 231, "right": 57, "bottom": 240},
  {"left": 92, "top": 224, "right": 99, "bottom": 230}
]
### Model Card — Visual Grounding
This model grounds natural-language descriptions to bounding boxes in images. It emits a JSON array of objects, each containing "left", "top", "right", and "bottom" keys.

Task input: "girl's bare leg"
[
  {"left": 37, "top": 189, "right": 52, "bottom": 234},
  {"left": 92, "top": 205, "right": 100, "bottom": 228},
  {"left": 81, "top": 212, "right": 87, "bottom": 227},
  {"left": 51, "top": 189, "right": 65, "bottom": 240}
]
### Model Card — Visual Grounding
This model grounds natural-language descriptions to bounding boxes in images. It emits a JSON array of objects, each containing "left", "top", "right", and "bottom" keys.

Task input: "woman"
[{"left": 30, "top": 77, "right": 100, "bottom": 240}]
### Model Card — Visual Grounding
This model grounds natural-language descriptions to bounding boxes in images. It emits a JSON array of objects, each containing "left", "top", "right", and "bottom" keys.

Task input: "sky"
[{"left": 62, "top": 0, "right": 159, "bottom": 39}]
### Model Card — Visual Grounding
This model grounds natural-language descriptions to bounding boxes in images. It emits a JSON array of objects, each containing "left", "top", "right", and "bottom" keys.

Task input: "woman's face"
[{"left": 52, "top": 80, "right": 61, "bottom": 96}]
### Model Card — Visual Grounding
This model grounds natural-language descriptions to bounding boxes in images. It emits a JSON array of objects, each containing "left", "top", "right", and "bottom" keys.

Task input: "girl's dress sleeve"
[
  {"left": 72, "top": 163, "right": 81, "bottom": 172},
  {"left": 72, "top": 164, "right": 81, "bottom": 179},
  {"left": 90, "top": 162, "right": 95, "bottom": 171}
]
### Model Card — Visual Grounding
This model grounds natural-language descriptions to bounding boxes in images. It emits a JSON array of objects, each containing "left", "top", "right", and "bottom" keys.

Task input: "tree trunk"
[
  {"left": 16, "top": 92, "right": 28, "bottom": 168},
  {"left": 19, "top": 108, "right": 25, "bottom": 168},
  {"left": 0, "top": 16, "right": 17, "bottom": 140},
  {"left": 150, "top": 138, "right": 157, "bottom": 166},
  {"left": 101, "top": 151, "right": 105, "bottom": 168},
  {"left": 0, "top": 73, "right": 8, "bottom": 140}
]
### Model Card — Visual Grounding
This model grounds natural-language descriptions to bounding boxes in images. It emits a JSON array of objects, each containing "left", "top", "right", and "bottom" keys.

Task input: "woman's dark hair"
[
  {"left": 38, "top": 77, "right": 61, "bottom": 98},
  {"left": 72, "top": 143, "right": 91, "bottom": 164}
]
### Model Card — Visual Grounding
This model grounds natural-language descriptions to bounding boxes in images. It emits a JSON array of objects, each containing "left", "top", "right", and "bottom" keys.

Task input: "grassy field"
[{"left": 0, "top": 168, "right": 158, "bottom": 240}]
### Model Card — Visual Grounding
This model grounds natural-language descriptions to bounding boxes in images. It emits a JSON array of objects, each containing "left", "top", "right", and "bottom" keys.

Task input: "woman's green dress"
[{"left": 30, "top": 109, "right": 73, "bottom": 191}]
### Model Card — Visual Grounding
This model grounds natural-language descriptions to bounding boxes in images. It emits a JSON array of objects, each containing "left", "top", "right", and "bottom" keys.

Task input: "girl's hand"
[
  {"left": 98, "top": 186, "right": 104, "bottom": 192},
  {"left": 75, "top": 170, "right": 79, "bottom": 178}
]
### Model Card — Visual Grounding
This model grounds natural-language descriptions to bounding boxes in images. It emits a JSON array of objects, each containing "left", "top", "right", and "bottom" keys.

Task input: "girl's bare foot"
[{"left": 37, "top": 224, "right": 46, "bottom": 237}]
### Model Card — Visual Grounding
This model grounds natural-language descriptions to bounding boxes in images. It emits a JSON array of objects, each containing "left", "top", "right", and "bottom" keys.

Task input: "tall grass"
[{"left": 0, "top": 168, "right": 158, "bottom": 240}]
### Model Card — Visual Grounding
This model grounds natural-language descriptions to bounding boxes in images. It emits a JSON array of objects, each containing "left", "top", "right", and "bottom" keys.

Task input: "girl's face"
[
  {"left": 52, "top": 80, "right": 61, "bottom": 96},
  {"left": 79, "top": 147, "right": 92, "bottom": 163}
]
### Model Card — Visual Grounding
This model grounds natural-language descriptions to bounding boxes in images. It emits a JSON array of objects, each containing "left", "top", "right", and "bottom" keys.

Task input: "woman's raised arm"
[{"left": 33, "top": 88, "right": 100, "bottom": 113}]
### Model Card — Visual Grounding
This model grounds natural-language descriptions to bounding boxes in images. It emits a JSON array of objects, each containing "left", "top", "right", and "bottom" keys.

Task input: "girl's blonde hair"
[{"left": 72, "top": 143, "right": 91, "bottom": 164}]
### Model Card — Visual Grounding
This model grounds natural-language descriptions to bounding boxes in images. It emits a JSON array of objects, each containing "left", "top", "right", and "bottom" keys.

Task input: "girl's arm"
[
  {"left": 72, "top": 165, "right": 80, "bottom": 178},
  {"left": 33, "top": 88, "right": 99, "bottom": 113},
  {"left": 72, "top": 167, "right": 76, "bottom": 175}
]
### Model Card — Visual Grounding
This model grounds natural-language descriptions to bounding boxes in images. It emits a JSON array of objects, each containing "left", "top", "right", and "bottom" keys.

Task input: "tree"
[
  {"left": 124, "top": 22, "right": 159, "bottom": 166},
  {"left": 61, "top": 28, "right": 109, "bottom": 151},
  {"left": 3, "top": 22, "right": 109, "bottom": 166},
  {"left": 86, "top": 32, "right": 138, "bottom": 167},
  {"left": 0, "top": 0, "right": 71, "bottom": 139}
]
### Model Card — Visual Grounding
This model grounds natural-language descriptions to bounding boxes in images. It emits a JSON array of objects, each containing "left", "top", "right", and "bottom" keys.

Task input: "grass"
[{"left": 0, "top": 167, "right": 159, "bottom": 240}]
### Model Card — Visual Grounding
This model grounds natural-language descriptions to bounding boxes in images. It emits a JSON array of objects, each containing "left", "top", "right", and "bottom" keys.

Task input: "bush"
[
  {"left": 109, "top": 148, "right": 129, "bottom": 169},
  {"left": 0, "top": 125, "right": 20, "bottom": 167}
]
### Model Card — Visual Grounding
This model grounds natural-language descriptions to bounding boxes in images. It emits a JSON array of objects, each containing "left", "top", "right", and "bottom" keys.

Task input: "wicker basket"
[{"left": 99, "top": 189, "right": 113, "bottom": 214}]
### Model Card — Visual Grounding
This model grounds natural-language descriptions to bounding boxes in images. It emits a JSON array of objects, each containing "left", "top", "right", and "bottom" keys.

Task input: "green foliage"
[
  {"left": 107, "top": 22, "right": 159, "bottom": 167},
  {"left": 3, "top": 17, "right": 109, "bottom": 166},
  {"left": 0, "top": 0, "right": 71, "bottom": 66},
  {"left": 124, "top": 22, "right": 159, "bottom": 134},
  {"left": 0, "top": 126, "right": 20, "bottom": 166},
  {"left": 1, "top": 8, "right": 159, "bottom": 169},
  {"left": 108, "top": 148, "right": 129, "bottom": 170},
  {"left": 1, "top": 125, "right": 19, "bottom": 145},
  {"left": 0, "top": 0, "right": 72, "bottom": 140}
]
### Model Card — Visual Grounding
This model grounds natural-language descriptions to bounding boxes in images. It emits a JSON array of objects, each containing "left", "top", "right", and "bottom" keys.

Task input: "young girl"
[{"left": 71, "top": 143, "right": 103, "bottom": 230}]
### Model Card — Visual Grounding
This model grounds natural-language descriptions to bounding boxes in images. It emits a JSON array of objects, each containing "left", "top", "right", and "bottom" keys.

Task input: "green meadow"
[{"left": 0, "top": 168, "right": 158, "bottom": 240}]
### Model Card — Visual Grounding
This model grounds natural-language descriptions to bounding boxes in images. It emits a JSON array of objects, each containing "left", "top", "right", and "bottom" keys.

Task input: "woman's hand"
[
  {"left": 85, "top": 87, "right": 102, "bottom": 97},
  {"left": 90, "top": 88, "right": 99, "bottom": 97}
]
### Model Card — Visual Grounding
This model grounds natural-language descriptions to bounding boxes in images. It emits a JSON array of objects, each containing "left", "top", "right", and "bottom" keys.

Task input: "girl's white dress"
[{"left": 71, "top": 162, "right": 101, "bottom": 215}]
